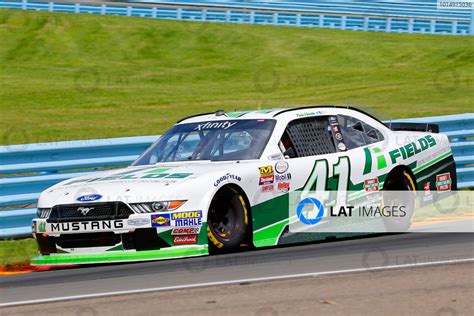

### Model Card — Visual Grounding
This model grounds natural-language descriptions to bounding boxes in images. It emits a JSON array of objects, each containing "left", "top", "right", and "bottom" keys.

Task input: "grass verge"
[
  {"left": 0, "top": 239, "right": 37, "bottom": 269},
  {"left": 0, "top": 9, "right": 473, "bottom": 145}
]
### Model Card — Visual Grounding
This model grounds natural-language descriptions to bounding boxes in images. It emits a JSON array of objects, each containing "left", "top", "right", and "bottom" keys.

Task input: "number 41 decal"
[{"left": 302, "top": 157, "right": 351, "bottom": 192}]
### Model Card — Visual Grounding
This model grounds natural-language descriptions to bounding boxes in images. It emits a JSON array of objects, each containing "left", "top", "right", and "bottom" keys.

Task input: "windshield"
[{"left": 132, "top": 119, "right": 276, "bottom": 165}]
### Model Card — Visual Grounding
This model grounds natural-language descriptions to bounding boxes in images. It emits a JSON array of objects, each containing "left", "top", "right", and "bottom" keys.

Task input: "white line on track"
[{"left": 1, "top": 257, "right": 473, "bottom": 308}]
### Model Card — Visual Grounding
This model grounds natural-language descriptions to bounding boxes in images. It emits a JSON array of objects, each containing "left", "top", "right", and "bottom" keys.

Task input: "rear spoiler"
[{"left": 387, "top": 122, "right": 439, "bottom": 133}]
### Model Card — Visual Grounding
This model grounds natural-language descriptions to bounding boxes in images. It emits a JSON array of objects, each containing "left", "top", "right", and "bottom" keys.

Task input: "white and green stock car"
[{"left": 31, "top": 106, "right": 456, "bottom": 265}]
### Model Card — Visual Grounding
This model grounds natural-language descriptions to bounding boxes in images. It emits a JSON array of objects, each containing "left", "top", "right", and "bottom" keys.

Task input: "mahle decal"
[{"left": 172, "top": 211, "right": 202, "bottom": 226}]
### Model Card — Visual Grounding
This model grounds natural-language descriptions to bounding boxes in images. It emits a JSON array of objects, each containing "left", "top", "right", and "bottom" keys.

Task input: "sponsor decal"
[
  {"left": 65, "top": 169, "right": 192, "bottom": 186},
  {"left": 259, "top": 166, "right": 274, "bottom": 177},
  {"left": 77, "top": 194, "right": 102, "bottom": 202},
  {"left": 77, "top": 207, "right": 94, "bottom": 216},
  {"left": 171, "top": 227, "right": 201, "bottom": 235},
  {"left": 50, "top": 220, "right": 124, "bottom": 232},
  {"left": 195, "top": 121, "right": 237, "bottom": 131},
  {"left": 364, "top": 178, "right": 379, "bottom": 192},
  {"left": 151, "top": 214, "right": 171, "bottom": 227},
  {"left": 127, "top": 218, "right": 150, "bottom": 227},
  {"left": 423, "top": 182, "right": 432, "bottom": 201},
  {"left": 436, "top": 173, "right": 451, "bottom": 192},
  {"left": 277, "top": 182, "right": 290, "bottom": 192},
  {"left": 296, "top": 111, "right": 322, "bottom": 118},
  {"left": 275, "top": 161, "right": 289, "bottom": 174},
  {"left": 214, "top": 173, "right": 242, "bottom": 187},
  {"left": 171, "top": 211, "right": 203, "bottom": 226},
  {"left": 275, "top": 173, "right": 292, "bottom": 182},
  {"left": 335, "top": 133, "right": 343, "bottom": 141},
  {"left": 259, "top": 175, "right": 274, "bottom": 185},
  {"left": 388, "top": 135, "right": 437, "bottom": 164},
  {"left": 261, "top": 184, "right": 274, "bottom": 192},
  {"left": 173, "top": 235, "right": 198, "bottom": 245},
  {"left": 337, "top": 142, "right": 347, "bottom": 151},
  {"left": 38, "top": 222, "right": 46, "bottom": 233},
  {"left": 268, "top": 153, "right": 283, "bottom": 161},
  {"left": 424, "top": 182, "right": 431, "bottom": 194}
]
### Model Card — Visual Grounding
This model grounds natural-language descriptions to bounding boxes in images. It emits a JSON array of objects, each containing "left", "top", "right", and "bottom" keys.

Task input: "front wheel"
[
  {"left": 207, "top": 188, "right": 250, "bottom": 253},
  {"left": 383, "top": 170, "right": 416, "bottom": 232}
]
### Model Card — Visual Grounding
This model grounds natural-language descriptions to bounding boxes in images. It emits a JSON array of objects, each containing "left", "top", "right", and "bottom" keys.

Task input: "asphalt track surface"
[{"left": 1, "top": 232, "right": 473, "bottom": 310}]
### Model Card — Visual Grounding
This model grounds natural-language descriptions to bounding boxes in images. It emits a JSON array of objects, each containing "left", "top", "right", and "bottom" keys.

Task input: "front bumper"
[
  {"left": 30, "top": 244, "right": 208, "bottom": 266},
  {"left": 31, "top": 211, "right": 208, "bottom": 265}
]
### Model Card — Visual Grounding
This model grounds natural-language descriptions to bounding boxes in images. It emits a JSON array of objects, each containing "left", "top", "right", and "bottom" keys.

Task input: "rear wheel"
[
  {"left": 207, "top": 187, "right": 250, "bottom": 253},
  {"left": 383, "top": 170, "right": 416, "bottom": 232}
]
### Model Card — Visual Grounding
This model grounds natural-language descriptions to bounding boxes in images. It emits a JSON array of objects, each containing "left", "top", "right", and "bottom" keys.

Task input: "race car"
[{"left": 31, "top": 106, "right": 457, "bottom": 265}]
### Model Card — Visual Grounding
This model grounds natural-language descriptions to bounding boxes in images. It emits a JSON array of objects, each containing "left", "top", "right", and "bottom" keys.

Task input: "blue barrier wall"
[
  {"left": 0, "top": 135, "right": 160, "bottom": 238},
  {"left": 0, "top": 114, "right": 472, "bottom": 238},
  {"left": 0, "top": 0, "right": 472, "bottom": 35}
]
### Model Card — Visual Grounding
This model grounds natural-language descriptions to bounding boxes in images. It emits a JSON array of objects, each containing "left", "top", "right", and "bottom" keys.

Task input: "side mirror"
[{"left": 283, "top": 147, "right": 296, "bottom": 159}]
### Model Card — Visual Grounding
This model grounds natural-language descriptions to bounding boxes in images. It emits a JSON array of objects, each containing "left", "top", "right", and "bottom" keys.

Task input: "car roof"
[{"left": 177, "top": 105, "right": 385, "bottom": 125}]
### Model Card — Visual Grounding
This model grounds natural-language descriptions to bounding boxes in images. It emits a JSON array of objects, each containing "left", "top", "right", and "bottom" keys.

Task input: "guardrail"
[
  {"left": 390, "top": 113, "right": 474, "bottom": 189},
  {"left": 0, "top": 0, "right": 472, "bottom": 35},
  {"left": 0, "top": 135, "right": 160, "bottom": 238},
  {"left": 0, "top": 114, "right": 472, "bottom": 238},
  {"left": 137, "top": 0, "right": 473, "bottom": 20}
]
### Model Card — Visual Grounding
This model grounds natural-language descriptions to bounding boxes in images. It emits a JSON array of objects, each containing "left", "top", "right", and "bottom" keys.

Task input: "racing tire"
[
  {"left": 383, "top": 170, "right": 416, "bottom": 232},
  {"left": 207, "top": 188, "right": 250, "bottom": 253}
]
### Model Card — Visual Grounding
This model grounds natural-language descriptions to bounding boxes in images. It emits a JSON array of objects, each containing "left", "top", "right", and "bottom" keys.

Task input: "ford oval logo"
[{"left": 77, "top": 194, "right": 102, "bottom": 202}]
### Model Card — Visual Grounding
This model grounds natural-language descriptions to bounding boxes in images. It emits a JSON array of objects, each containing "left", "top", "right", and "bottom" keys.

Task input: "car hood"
[{"left": 38, "top": 161, "right": 252, "bottom": 207}]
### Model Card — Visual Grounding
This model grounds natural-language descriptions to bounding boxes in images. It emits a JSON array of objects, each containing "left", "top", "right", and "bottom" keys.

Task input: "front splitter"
[{"left": 31, "top": 245, "right": 208, "bottom": 266}]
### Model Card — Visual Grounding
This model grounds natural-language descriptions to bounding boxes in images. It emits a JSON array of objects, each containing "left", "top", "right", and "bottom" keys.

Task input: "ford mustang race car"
[{"left": 31, "top": 106, "right": 456, "bottom": 265}]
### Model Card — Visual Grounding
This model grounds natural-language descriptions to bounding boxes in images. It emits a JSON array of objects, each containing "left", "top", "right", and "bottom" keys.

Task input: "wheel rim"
[
  {"left": 384, "top": 173, "right": 415, "bottom": 228},
  {"left": 209, "top": 200, "right": 239, "bottom": 240}
]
